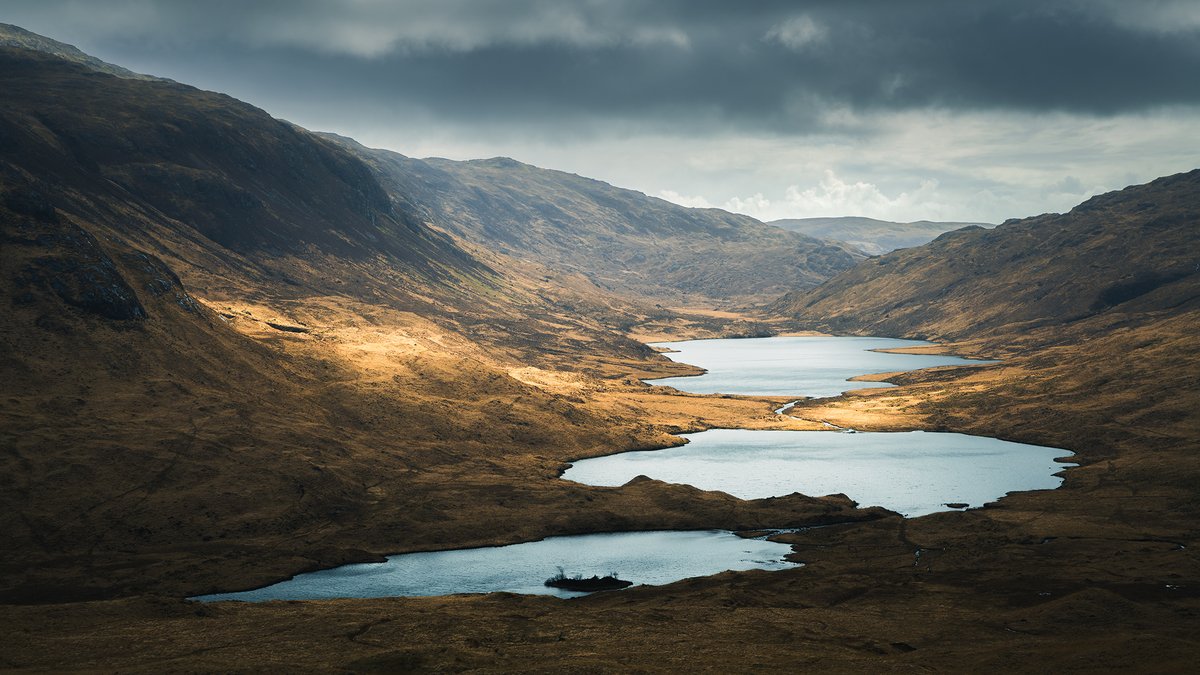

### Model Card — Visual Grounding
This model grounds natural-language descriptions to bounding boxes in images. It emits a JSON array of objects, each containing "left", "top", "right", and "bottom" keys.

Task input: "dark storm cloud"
[{"left": 5, "top": 0, "right": 1200, "bottom": 132}]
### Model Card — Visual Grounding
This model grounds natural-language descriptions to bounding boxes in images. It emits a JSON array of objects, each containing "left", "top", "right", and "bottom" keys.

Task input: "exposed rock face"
[{"left": 5, "top": 187, "right": 144, "bottom": 321}]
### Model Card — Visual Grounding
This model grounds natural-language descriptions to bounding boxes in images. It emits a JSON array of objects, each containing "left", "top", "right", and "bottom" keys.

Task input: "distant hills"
[
  {"left": 326, "top": 136, "right": 863, "bottom": 308},
  {"left": 770, "top": 216, "right": 994, "bottom": 255}
]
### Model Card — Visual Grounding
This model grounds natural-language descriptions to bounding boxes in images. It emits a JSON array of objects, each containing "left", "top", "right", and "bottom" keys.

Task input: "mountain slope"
[
  {"left": 775, "top": 171, "right": 1200, "bottom": 341},
  {"left": 0, "top": 47, "right": 493, "bottom": 293},
  {"left": 0, "top": 46, "right": 612, "bottom": 598},
  {"left": 0, "top": 45, "right": 522, "bottom": 598},
  {"left": 770, "top": 216, "right": 994, "bottom": 255},
  {"left": 327, "top": 136, "right": 863, "bottom": 308}
]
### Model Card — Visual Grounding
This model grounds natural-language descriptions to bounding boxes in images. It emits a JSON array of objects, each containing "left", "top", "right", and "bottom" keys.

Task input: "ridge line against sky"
[{"left": 4, "top": 0, "right": 1199, "bottom": 223}]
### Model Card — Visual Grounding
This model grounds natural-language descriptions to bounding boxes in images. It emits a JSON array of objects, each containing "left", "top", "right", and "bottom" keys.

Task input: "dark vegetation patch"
[{"left": 1092, "top": 270, "right": 1193, "bottom": 310}]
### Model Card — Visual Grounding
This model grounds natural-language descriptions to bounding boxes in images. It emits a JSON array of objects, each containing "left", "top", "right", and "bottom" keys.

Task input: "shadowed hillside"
[
  {"left": 0, "top": 47, "right": 495, "bottom": 295},
  {"left": 327, "top": 135, "right": 863, "bottom": 308}
]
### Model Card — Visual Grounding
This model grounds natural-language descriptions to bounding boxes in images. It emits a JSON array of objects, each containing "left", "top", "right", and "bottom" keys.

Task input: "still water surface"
[
  {"left": 648, "top": 336, "right": 992, "bottom": 397},
  {"left": 564, "top": 429, "right": 1073, "bottom": 517},
  {"left": 193, "top": 530, "right": 798, "bottom": 602}
]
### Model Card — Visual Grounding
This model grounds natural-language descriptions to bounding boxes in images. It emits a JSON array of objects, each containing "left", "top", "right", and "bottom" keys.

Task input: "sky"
[{"left": 5, "top": 0, "right": 1200, "bottom": 223}]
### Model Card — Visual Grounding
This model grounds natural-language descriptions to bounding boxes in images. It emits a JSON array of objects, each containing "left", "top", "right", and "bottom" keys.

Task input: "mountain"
[
  {"left": 770, "top": 216, "right": 994, "bottom": 255},
  {"left": 774, "top": 171, "right": 1200, "bottom": 342},
  {"left": 0, "top": 46, "right": 500, "bottom": 286},
  {"left": 326, "top": 136, "right": 864, "bottom": 308}
]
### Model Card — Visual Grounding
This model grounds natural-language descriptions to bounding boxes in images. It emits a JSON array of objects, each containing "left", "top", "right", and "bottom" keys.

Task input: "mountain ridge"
[
  {"left": 774, "top": 169, "right": 1200, "bottom": 343},
  {"left": 0, "top": 22, "right": 165, "bottom": 82},
  {"left": 323, "top": 133, "right": 864, "bottom": 308}
]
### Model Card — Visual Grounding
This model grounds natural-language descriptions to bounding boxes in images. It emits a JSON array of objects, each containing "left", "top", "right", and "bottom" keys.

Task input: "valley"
[{"left": 1, "top": 22, "right": 1198, "bottom": 673}]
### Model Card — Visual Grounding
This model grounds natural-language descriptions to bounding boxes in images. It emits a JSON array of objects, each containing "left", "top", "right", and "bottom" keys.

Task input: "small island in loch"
[{"left": 544, "top": 569, "right": 634, "bottom": 592}]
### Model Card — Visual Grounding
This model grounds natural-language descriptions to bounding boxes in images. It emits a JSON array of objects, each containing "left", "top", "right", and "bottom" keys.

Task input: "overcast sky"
[{"left": 6, "top": 0, "right": 1200, "bottom": 223}]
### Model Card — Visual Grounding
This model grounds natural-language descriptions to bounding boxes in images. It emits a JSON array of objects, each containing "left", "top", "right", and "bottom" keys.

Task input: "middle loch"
[{"left": 563, "top": 428, "right": 1073, "bottom": 517}]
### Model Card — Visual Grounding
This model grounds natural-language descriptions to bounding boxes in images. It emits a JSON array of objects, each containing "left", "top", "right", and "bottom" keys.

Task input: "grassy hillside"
[{"left": 775, "top": 171, "right": 1200, "bottom": 342}]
